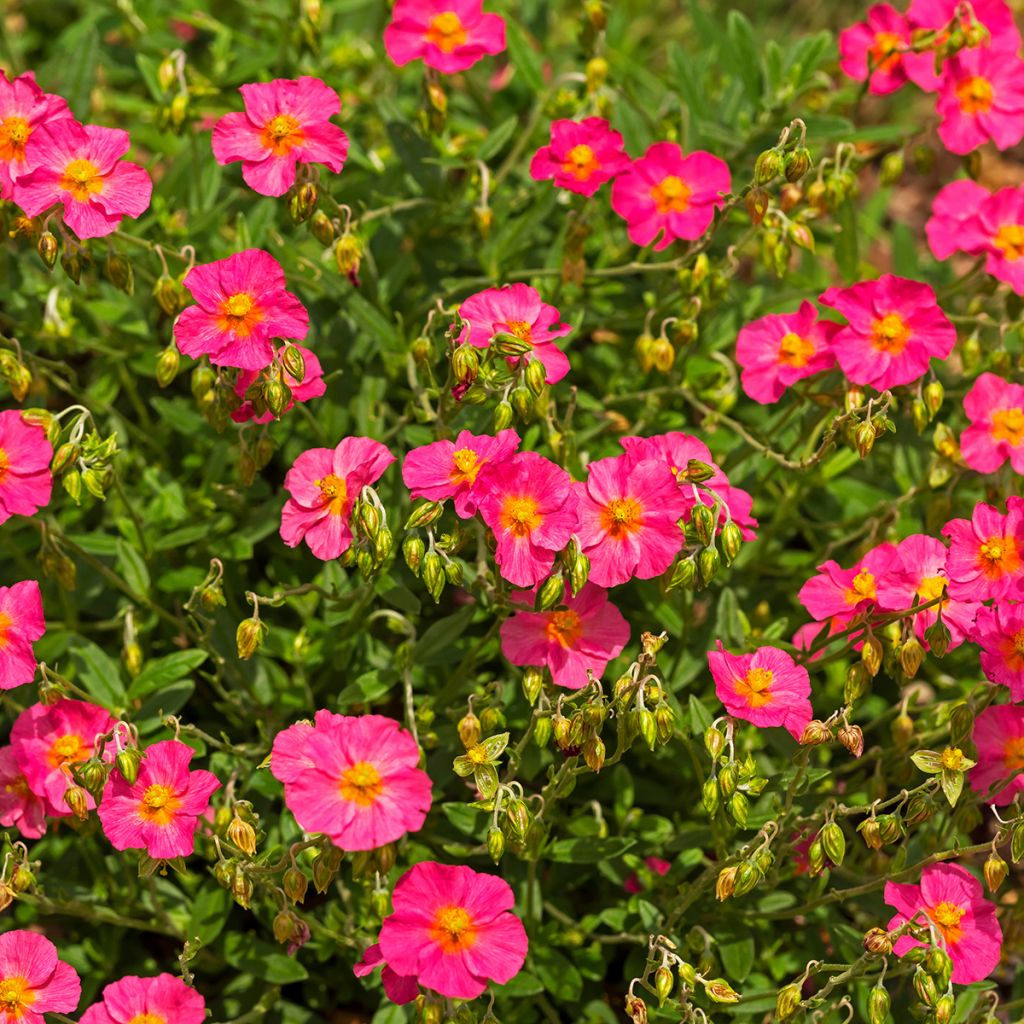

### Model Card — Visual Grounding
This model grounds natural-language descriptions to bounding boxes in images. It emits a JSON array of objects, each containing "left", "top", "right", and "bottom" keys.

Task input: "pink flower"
[
  {"left": 384, "top": 0, "right": 507, "bottom": 74},
  {"left": 611, "top": 142, "right": 730, "bottom": 251},
  {"left": 620, "top": 433, "right": 758, "bottom": 540},
  {"left": 231, "top": 345, "right": 325, "bottom": 423},
  {"left": 838, "top": 4, "right": 912, "bottom": 95},
  {"left": 529, "top": 117, "right": 631, "bottom": 197},
  {"left": 818, "top": 274, "right": 956, "bottom": 391},
  {"left": 174, "top": 249, "right": 309, "bottom": 371},
  {"left": 960, "top": 372, "right": 1024, "bottom": 473},
  {"left": 971, "top": 603, "right": 1024, "bottom": 699},
  {"left": 576, "top": 453, "right": 687, "bottom": 588},
  {"left": 925, "top": 179, "right": 990, "bottom": 261},
  {"left": 354, "top": 944, "right": 420, "bottom": 1005},
  {"left": 402, "top": 429, "right": 520, "bottom": 518},
  {"left": 80, "top": 974, "right": 205, "bottom": 1024},
  {"left": 0, "top": 409, "right": 53, "bottom": 525},
  {"left": 13, "top": 119, "right": 151, "bottom": 239},
  {"left": 10, "top": 698, "right": 116, "bottom": 816},
  {"left": 457, "top": 284, "right": 572, "bottom": 385},
  {"left": 905, "top": 0, "right": 1022, "bottom": 91},
  {"left": 623, "top": 856, "right": 671, "bottom": 894},
  {"left": 874, "top": 535, "right": 978, "bottom": 650},
  {"left": 98, "top": 739, "right": 220, "bottom": 859},
  {"left": 0, "top": 579, "right": 45, "bottom": 689},
  {"left": 476, "top": 452, "right": 579, "bottom": 588},
  {"left": 942, "top": 499, "right": 1024, "bottom": 602},
  {"left": 373, "top": 862, "right": 528, "bottom": 1000},
  {"left": 500, "top": 583, "right": 629, "bottom": 690},
  {"left": 211, "top": 77, "right": 349, "bottom": 198},
  {"left": 971, "top": 187, "right": 1024, "bottom": 294},
  {"left": 885, "top": 863, "right": 1002, "bottom": 984},
  {"left": 280, "top": 437, "right": 395, "bottom": 561},
  {"left": 970, "top": 704, "right": 1024, "bottom": 806},
  {"left": 707, "top": 642, "right": 813, "bottom": 740},
  {"left": 936, "top": 48, "right": 1024, "bottom": 155},
  {"left": 0, "top": 70, "right": 71, "bottom": 199},
  {"left": 0, "top": 746, "right": 47, "bottom": 839},
  {"left": 271, "top": 711, "right": 431, "bottom": 851},
  {"left": 735, "top": 301, "right": 839, "bottom": 404},
  {"left": 0, "top": 930, "right": 81, "bottom": 1024},
  {"left": 797, "top": 544, "right": 899, "bottom": 626}
]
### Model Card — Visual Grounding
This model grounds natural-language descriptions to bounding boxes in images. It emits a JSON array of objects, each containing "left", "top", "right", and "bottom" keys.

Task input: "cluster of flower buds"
[
  {"left": 606, "top": 643, "right": 676, "bottom": 758},
  {"left": 154, "top": 50, "right": 191, "bottom": 134},
  {"left": 805, "top": 820, "right": 847, "bottom": 877},
  {"left": 336, "top": 484, "right": 393, "bottom": 579},
  {"left": 550, "top": 690, "right": 610, "bottom": 771},
  {"left": 666, "top": 485, "right": 742, "bottom": 594},
  {"left": 403, "top": 500, "right": 468, "bottom": 602},
  {"left": 191, "top": 363, "right": 242, "bottom": 432},
  {"left": 0, "top": 848, "right": 36, "bottom": 912},
  {"left": 213, "top": 856, "right": 254, "bottom": 909},
  {"left": 50, "top": 407, "right": 119, "bottom": 505},
  {"left": 0, "top": 346, "right": 32, "bottom": 401},
  {"left": 701, "top": 721, "right": 768, "bottom": 829},
  {"left": 900, "top": 943, "right": 955, "bottom": 1024}
]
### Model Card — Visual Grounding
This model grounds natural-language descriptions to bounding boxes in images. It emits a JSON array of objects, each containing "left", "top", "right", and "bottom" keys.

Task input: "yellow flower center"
[
  {"left": 1014, "top": 628, "right": 1024, "bottom": 657},
  {"left": 956, "top": 75, "right": 994, "bottom": 114},
  {"left": 870, "top": 31, "right": 903, "bottom": 73},
  {"left": 139, "top": 783, "right": 181, "bottom": 826},
  {"left": 927, "top": 900, "right": 966, "bottom": 944},
  {"left": 0, "top": 977, "right": 35, "bottom": 1018},
  {"left": 600, "top": 497, "right": 643, "bottom": 540},
  {"left": 994, "top": 224, "right": 1024, "bottom": 261},
  {"left": 561, "top": 143, "right": 600, "bottom": 181},
  {"left": 338, "top": 760, "right": 384, "bottom": 807},
  {"left": 650, "top": 175, "right": 691, "bottom": 214},
  {"left": 129, "top": 1016, "right": 166, "bottom": 1024},
  {"left": 0, "top": 445, "right": 7, "bottom": 482},
  {"left": 978, "top": 536, "right": 1021, "bottom": 579},
  {"left": 844, "top": 569, "right": 876, "bottom": 605},
  {"left": 260, "top": 113, "right": 304, "bottom": 157},
  {"left": 916, "top": 575, "right": 947, "bottom": 605},
  {"left": 217, "top": 291, "right": 264, "bottom": 338},
  {"left": 60, "top": 158, "right": 103, "bottom": 202},
  {"left": 465, "top": 744, "right": 489, "bottom": 765},
  {"left": 505, "top": 319, "right": 533, "bottom": 344},
  {"left": 317, "top": 473, "right": 348, "bottom": 517},
  {"left": 735, "top": 666, "right": 774, "bottom": 708},
  {"left": 1003, "top": 735, "right": 1024, "bottom": 772},
  {"left": 428, "top": 904, "right": 477, "bottom": 953},
  {"left": 545, "top": 609, "right": 583, "bottom": 649},
  {"left": 869, "top": 313, "right": 911, "bottom": 355},
  {"left": 500, "top": 495, "right": 541, "bottom": 537},
  {"left": 777, "top": 332, "right": 815, "bottom": 368},
  {"left": 450, "top": 447, "right": 481, "bottom": 484},
  {"left": 0, "top": 115, "right": 31, "bottom": 162},
  {"left": 991, "top": 407, "right": 1024, "bottom": 446},
  {"left": 48, "top": 733, "right": 89, "bottom": 769},
  {"left": 940, "top": 746, "right": 966, "bottom": 771},
  {"left": 0, "top": 610, "right": 10, "bottom": 651},
  {"left": 425, "top": 11, "right": 468, "bottom": 52}
]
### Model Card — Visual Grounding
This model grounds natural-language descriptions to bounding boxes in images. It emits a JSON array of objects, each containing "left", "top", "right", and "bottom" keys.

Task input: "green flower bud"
[{"left": 754, "top": 148, "right": 782, "bottom": 185}]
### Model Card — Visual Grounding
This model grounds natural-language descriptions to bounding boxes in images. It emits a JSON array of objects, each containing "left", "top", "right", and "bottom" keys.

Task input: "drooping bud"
[
  {"left": 583, "top": 735, "right": 605, "bottom": 772},
  {"left": 105, "top": 252, "right": 134, "bottom": 294},
  {"left": 745, "top": 186, "right": 770, "bottom": 225},
  {"left": 155, "top": 346, "right": 180, "bottom": 388},
  {"left": 821, "top": 822, "right": 846, "bottom": 866},
  {"left": 720, "top": 521, "right": 742, "bottom": 565},
  {"left": 458, "top": 709, "right": 481, "bottom": 749},
  {"left": 838, "top": 724, "right": 864, "bottom": 758},
  {"left": 228, "top": 814, "right": 258, "bottom": 855},
  {"left": 61, "top": 250, "right": 82, "bottom": 285},
  {"left": 705, "top": 979, "right": 740, "bottom": 1004},
  {"left": 715, "top": 865, "right": 737, "bottom": 901},
  {"left": 899, "top": 637, "right": 925, "bottom": 678},
  {"left": 64, "top": 785, "right": 90, "bottom": 820},
  {"left": 536, "top": 571, "right": 565, "bottom": 611},
  {"left": 984, "top": 851, "right": 1008, "bottom": 893},
  {"left": 691, "top": 503, "right": 716, "bottom": 545},
  {"left": 486, "top": 825, "right": 505, "bottom": 864},
  {"left": 913, "top": 967, "right": 938, "bottom": 1007},
  {"left": 311, "top": 844, "right": 343, "bottom": 893},
  {"left": 858, "top": 818, "right": 883, "bottom": 850},
  {"left": 283, "top": 865, "right": 308, "bottom": 904},
  {"left": 310, "top": 210, "right": 335, "bottom": 246},
  {"left": 775, "top": 983, "right": 802, "bottom": 1020},
  {"left": 654, "top": 965, "right": 673, "bottom": 1007},
  {"left": 37, "top": 231, "right": 59, "bottom": 270},
  {"left": 868, "top": 984, "right": 890, "bottom": 1024},
  {"left": 402, "top": 536, "right": 425, "bottom": 575},
  {"left": 702, "top": 776, "right": 720, "bottom": 815},
  {"left": 698, "top": 546, "right": 720, "bottom": 586},
  {"left": 334, "top": 233, "right": 363, "bottom": 278},
  {"left": 624, "top": 994, "right": 648, "bottom": 1024},
  {"left": 863, "top": 927, "right": 893, "bottom": 955},
  {"left": 754, "top": 148, "right": 782, "bottom": 185},
  {"left": 855, "top": 420, "right": 876, "bottom": 458},
  {"left": 236, "top": 617, "right": 268, "bottom": 660},
  {"left": 800, "top": 720, "right": 833, "bottom": 746},
  {"left": 405, "top": 500, "right": 445, "bottom": 530},
  {"left": 784, "top": 146, "right": 812, "bottom": 182},
  {"left": 115, "top": 746, "right": 143, "bottom": 785}
]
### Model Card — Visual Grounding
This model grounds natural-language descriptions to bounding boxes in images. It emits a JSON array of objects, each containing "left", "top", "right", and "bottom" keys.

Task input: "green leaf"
[
  {"left": 116, "top": 540, "right": 150, "bottom": 596},
  {"left": 222, "top": 932, "right": 309, "bottom": 983},
  {"left": 547, "top": 837, "right": 636, "bottom": 863},
  {"left": 128, "top": 650, "right": 208, "bottom": 699},
  {"left": 75, "top": 640, "right": 126, "bottom": 707},
  {"left": 834, "top": 198, "right": 860, "bottom": 283},
  {"left": 689, "top": 694, "right": 715, "bottom": 735},
  {"left": 505, "top": 21, "right": 543, "bottom": 91},
  {"left": 187, "top": 884, "right": 233, "bottom": 944},
  {"left": 61, "top": 23, "right": 101, "bottom": 119},
  {"left": 725, "top": 11, "right": 762, "bottom": 103},
  {"left": 413, "top": 605, "right": 477, "bottom": 661},
  {"left": 530, "top": 948, "right": 582, "bottom": 1002},
  {"left": 940, "top": 768, "right": 964, "bottom": 807},
  {"left": 719, "top": 937, "right": 755, "bottom": 982}
]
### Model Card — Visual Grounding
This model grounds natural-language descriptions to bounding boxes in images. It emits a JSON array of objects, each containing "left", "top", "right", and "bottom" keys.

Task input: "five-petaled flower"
[
  {"left": 383, "top": 0, "right": 507, "bottom": 74},
  {"left": 529, "top": 117, "right": 631, "bottom": 197},
  {"left": 0, "top": 930, "right": 81, "bottom": 1024},
  {"left": 0, "top": 409, "right": 53, "bottom": 527},
  {"left": 0, "top": 579, "right": 46, "bottom": 690},
  {"left": 80, "top": 973, "right": 206, "bottom": 1024}
]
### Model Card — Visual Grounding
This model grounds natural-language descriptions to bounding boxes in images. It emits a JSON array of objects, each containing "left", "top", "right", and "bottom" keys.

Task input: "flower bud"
[
  {"left": 702, "top": 776, "right": 720, "bottom": 815},
  {"left": 536, "top": 571, "right": 565, "bottom": 611},
  {"left": 422, "top": 551, "right": 445, "bottom": 603},
  {"left": 231, "top": 867, "right": 253, "bottom": 909},
  {"left": 800, "top": 720, "right": 833, "bottom": 746},
  {"left": 934, "top": 994, "right": 954, "bottom": 1024},
  {"left": 624, "top": 995, "right": 648, "bottom": 1024},
  {"left": 334, "top": 233, "right": 362, "bottom": 277},
  {"left": 776, "top": 983, "right": 802, "bottom": 1020},
  {"left": 913, "top": 967, "right": 938, "bottom": 1007},
  {"left": 858, "top": 818, "right": 883, "bottom": 850},
  {"left": 64, "top": 784, "right": 90, "bottom": 821},
  {"left": 487, "top": 825, "right": 505, "bottom": 864},
  {"left": 698, "top": 546, "right": 720, "bottom": 586},
  {"left": 845, "top": 662, "right": 871, "bottom": 704},
  {"left": 228, "top": 814, "right": 257, "bottom": 856},
  {"left": 863, "top": 927, "right": 892, "bottom": 955},
  {"left": 705, "top": 979, "right": 740, "bottom": 1004},
  {"left": 704, "top": 726, "right": 725, "bottom": 760},
  {"left": 729, "top": 790, "right": 749, "bottom": 828},
  {"left": 868, "top": 984, "right": 890, "bottom": 1024},
  {"left": 312, "top": 845, "right": 342, "bottom": 893},
  {"left": 402, "top": 536, "right": 425, "bottom": 575},
  {"left": 733, "top": 860, "right": 759, "bottom": 896},
  {"left": 984, "top": 851, "right": 1008, "bottom": 893},
  {"left": 405, "top": 500, "right": 445, "bottom": 530},
  {"left": 533, "top": 714, "right": 552, "bottom": 748},
  {"left": 289, "top": 182, "right": 318, "bottom": 223},
  {"left": 715, "top": 865, "right": 737, "bottom": 901},
  {"left": 754, "top": 148, "right": 782, "bottom": 185},
  {"left": 808, "top": 837, "right": 825, "bottom": 875},
  {"left": 310, "top": 210, "right": 335, "bottom": 246},
  {"left": 855, "top": 420, "right": 876, "bottom": 458},
  {"left": 691, "top": 503, "right": 715, "bottom": 545},
  {"left": 637, "top": 708, "right": 657, "bottom": 750},
  {"left": 784, "top": 146, "right": 812, "bottom": 182},
  {"left": 0, "top": 883, "right": 13, "bottom": 913},
  {"left": 281, "top": 344, "right": 306, "bottom": 383},
  {"left": 105, "top": 252, "right": 134, "bottom": 294},
  {"left": 458, "top": 710, "right": 481, "bottom": 749},
  {"left": 37, "top": 231, "right": 58, "bottom": 270},
  {"left": 899, "top": 637, "right": 924, "bottom": 678},
  {"left": 838, "top": 723, "right": 864, "bottom": 758},
  {"left": 115, "top": 746, "right": 143, "bottom": 785},
  {"left": 583, "top": 735, "right": 605, "bottom": 772},
  {"left": 720, "top": 521, "right": 742, "bottom": 566},
  {"left": 745, "top": 186, "right": 770, "bottom": 225},
  {"left": 525, "top": 357, "right": 547, "bottom": 397},
  {"left": 669, "top": 557, "right": 697, "bottom": 591},
  {"left": 283, "top": 866, "right": 308, "bottom": 904},
  {"left": 61, "top": 250, "right": 82, "bottom": 285},
  {"left": 654, "top": 965, "right": 673, "bottom": 1007},
  {"left": 236, "top": 617, "right": 268, "bottom": 660},
  {"left": 821, "top": 822, "right": 846, "bottom": 866},
  {"left": 925, "top": 946, "right": 952, "bottom": 980}
]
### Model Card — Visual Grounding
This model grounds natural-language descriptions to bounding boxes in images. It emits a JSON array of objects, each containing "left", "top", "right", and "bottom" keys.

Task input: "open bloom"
[
  {"left": 970, "top": 704, "right": 1024, "bottom": 805},
  {"left": 971, "top": 603, "right": 1024, "bottom": 700},
  {"left": 735, "top": 300, "right": 838, "bottom": 404},
  {"left": 798, "top": 544, "right": 898, "bottom": 626},
  {"left": 885, "top": 863, "right": 1002, "bottom": 984},
  {"left": 457, "top": 284, "right": 572, "bottom": 385},
  {"left": 0, "top": 930, "right": 81, "bottom": 1024},
  {"left": 232, "top": 345, "right": 325, "bottom": 423},
  {"left": 819, "top": 275, "right": 955, "bottom": 391},
  {"left": 0, "top": 409, "right": 53, "bottom": 526},
  {"left": 500, "top": 583, "right": 629, "bottom": 690},
  {"left": 961, "top": 372, "right": 1024, "bottom": 474},
  {"left": 13, "top": 119, "right": 151, "bottom": 239},
  {"left": 212, "top": 77, "right": 348, "bottom": 197},
  {"left": 969, "top": 187, "right": 1024, "bottom": 294},
  {"left": 611, "top": 142, "right": 730, "bottom": 251},
  {"left": 936, "top": 48, "right": 1024, "bottom": 155},
  {"left": 384, "top": 0, "right": 506, "bottom": 73},
  {"left": 620, "top": 433, "right": 758, "bottom": 540},
  {"left": 875, "top": 535, "right": 978, "bottom": 650},
  {"left": 476, "top": 452, "right": 579, "bottom": 588},
  {"left": 402, "top": 429, "right": 520, "bottom": 518},
  {"left": 942, "top": 499, "right": 1024, "bottom": 602},
  {"left": 905, "top": 0, "right": 1021, "bottom": 90},
  {"left": 707, "top": 642, "right": 813, "bottom": 740},
  {"left": 0, "top": 579, "right": 45, "bottom": 689},
  {"left": 576, "top": 453, "right": 687, "bottom": 588},
  {"left": 174, "top": 249, "right": 309, "bottom": 371},
  {"left": 98, "top": 739, "right": 220, "bottom": 859},
  {"left": 529, "top": 117, "right": 630, "bottom": 197},
  {"left": 280, "top": 437, "right": 395, "bottom": 561},
  {"left": 80, "top": 974, "right": 206, "bottom": 1024},
  {"left": 10, "top": 698, "right": 115, "bottom": 816},
  {"left": 0, "top": 746, "right": 47, "bottom": 839},
  {"left": 925, "top": 179, "right": 989, "bottom": 261},
  {"left": 271, "top": 711, "right": 431, "bottom": 850},
  {"left": 0, "top": 70, "right": 71, "bottom": 198},
  {"left": 838, "top": 4, "right": 912, "bottom": 95},
  {"left": 372, "top": 862, "right": 528, "bottom": 1000}
]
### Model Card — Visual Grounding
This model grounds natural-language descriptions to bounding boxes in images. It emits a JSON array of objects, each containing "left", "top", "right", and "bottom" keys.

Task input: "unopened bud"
[
  {"left": 64, "top": 785, "right": 89, "bottom": 821},
  {"left": 105, "top": 252, "right": 134, "bottom": 294},
  {"left": 654, "top": 965, "right": 673, "bottom": 1007},
  {"left": 776, "top": 983, "right": 802, "bottom": 1020},
  {"left": 899, "top": 637, "right": 924, "bottom": 678},
  {"left": 715, "top": 865, "right": 737, "bottom": 901},
  {"left": 838, "top": 724, "right": 864, "bottom": 758},
  {"left": 705, "top": 979, "right": 740, "bottom": 1004},
  {"left": 115, "top": 746, "right": 143, "bottom": 785},
  {"left": 37, "top": 231, "right": 58, "bottom": 270},
  {"left": 745, "top": 186, "right": 770, "bottom": 225},
  {"left": 334, "top": 234, "right": 362, "bottom": 277},
  {"left": 536, "top": 571, "right": 564, "bottom": 611},
  {"left": 487, "top": 826, "right": 505, "bottom": 864},
  {"left": 821, "top": 822, "right": 846, "bottom": 865},
  {"left": 984, "top": 851, "right": 1008, "bottom": 893},
  {"left": 228, "top": 814, "right": 257, "bottom": 856},
  {"left": 156, "top": 346, "right": 180, "bottom": 388},
  {"left": 283, "top": 866, "right": 308, "bottom": 904},
  {"left": 310, "top": 210, "right": 335, "bottom": 246},
  {"left": 754, "top": 148, "right": 782, "bottom": 185},
  {"left": 800, "top": 720, "right": 832, "bottom": 746},
  {"left": 868, "top": 984, "right": 890, "bottom": 1024},
  {"left": 863, "top": 927, "right": 892, "bottom": 955},
  {"left": 236, "top": 617, "right": 268, "bottom": 660},
  {"left": 458, "top": 710, "right": 481, "bottom": 749},
  {"left": 784, "top": 146, "right": 812, "bottom": 182},
  {"left": 855, "top": 420, "right": 876, "bottom": 458},
  {"left": 61, "top": 250, "right": 82, "bottom": 285}
]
